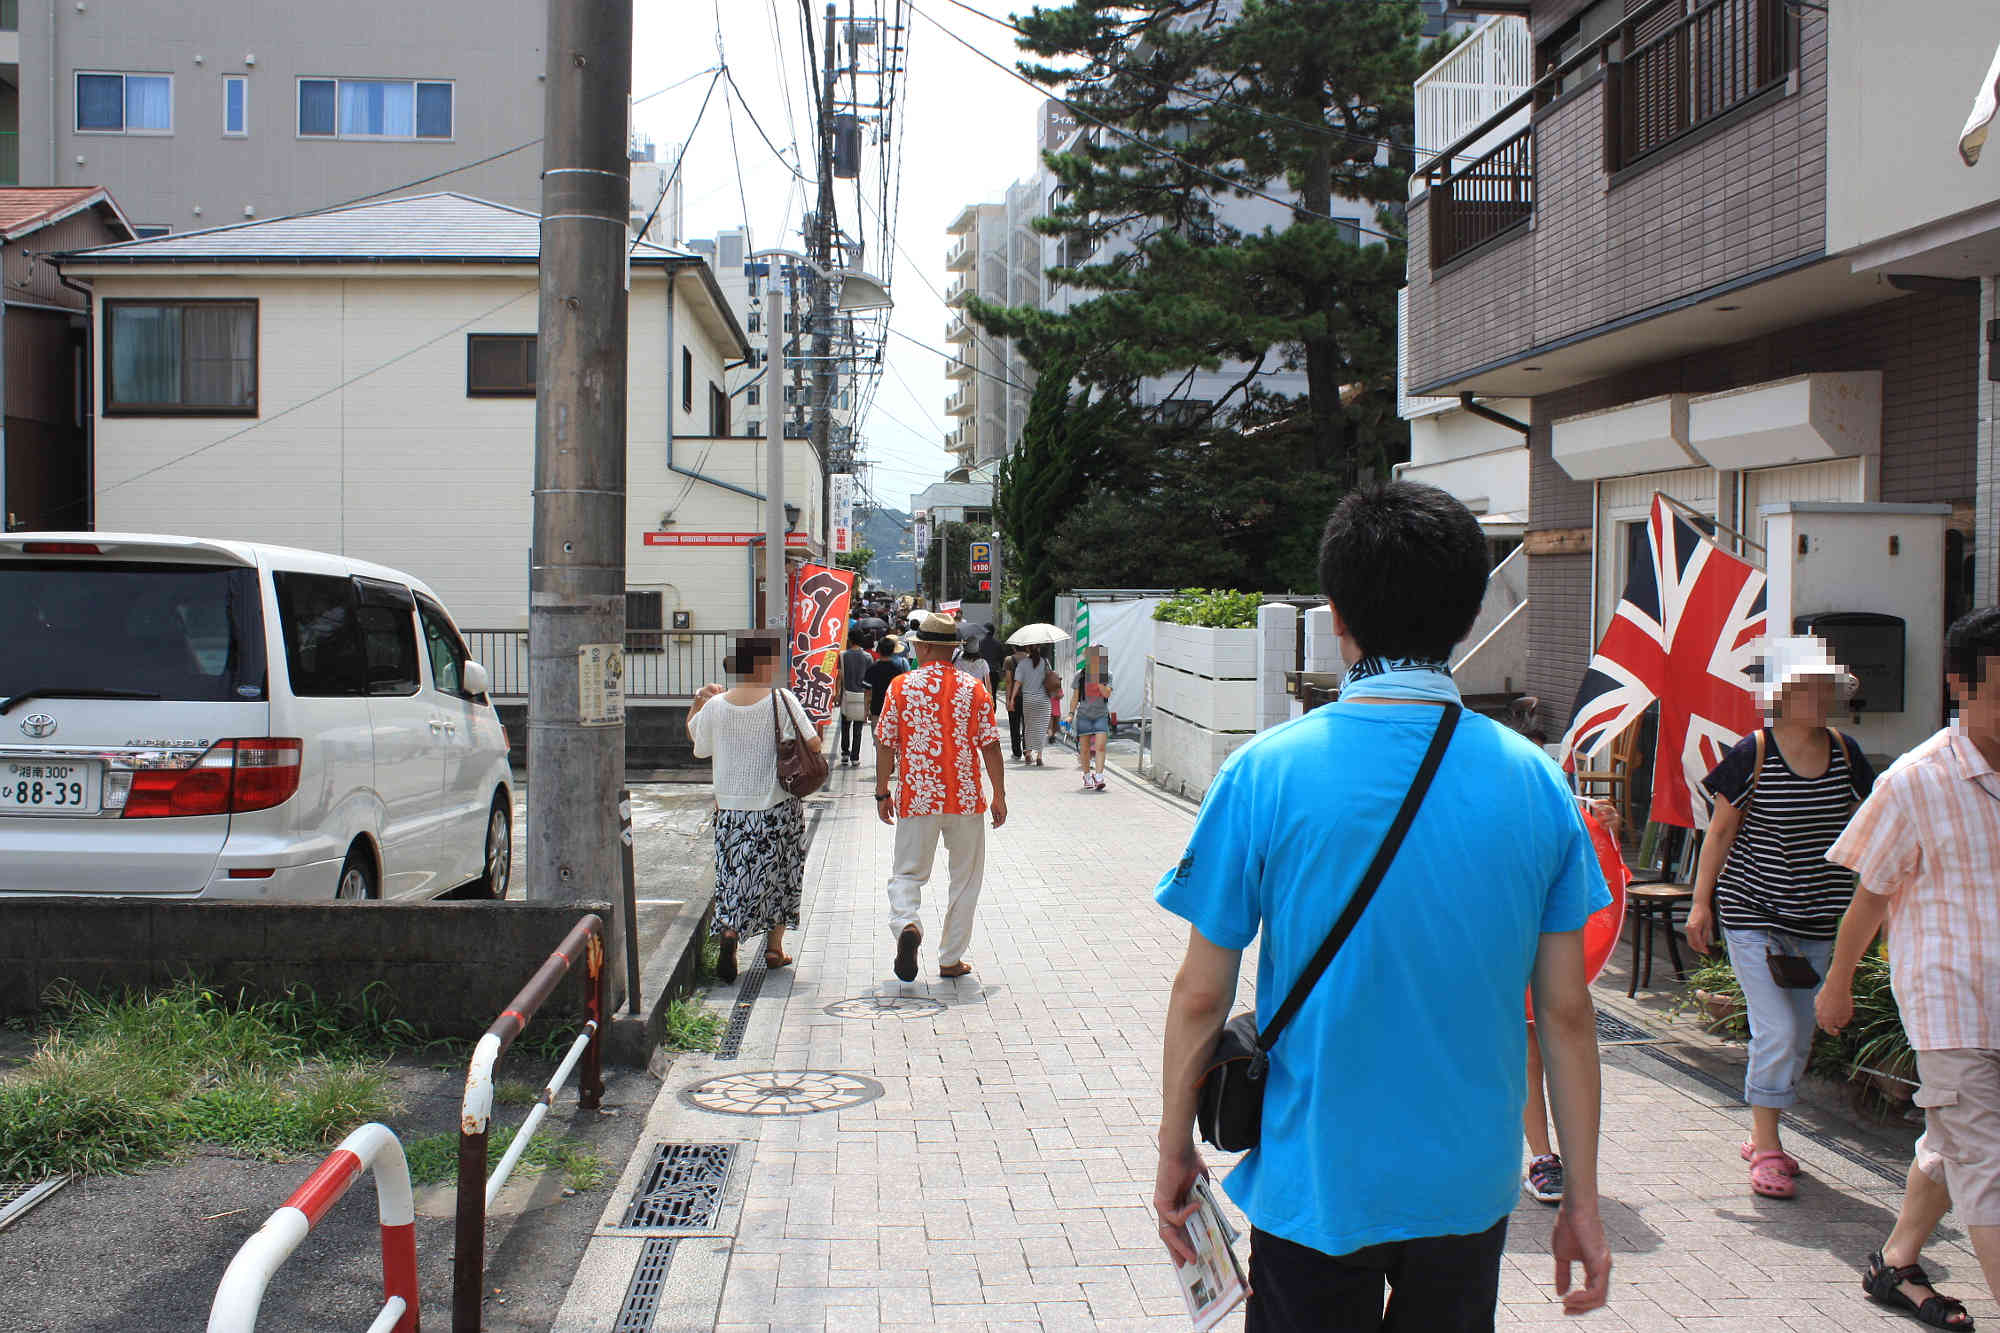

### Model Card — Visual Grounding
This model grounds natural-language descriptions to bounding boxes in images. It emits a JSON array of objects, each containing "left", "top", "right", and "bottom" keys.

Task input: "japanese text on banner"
[{"left": 788, "top": 562, "right": 855, "bottom": 728}]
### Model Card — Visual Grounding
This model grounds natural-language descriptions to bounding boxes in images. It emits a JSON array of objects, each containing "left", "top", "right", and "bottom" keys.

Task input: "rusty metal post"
[
  {"left": 452, "top": 1127, "right": 488, "bottom": 1331},
  {"left": 581, "top": 932, "right": 606, "bottom": 1109}
]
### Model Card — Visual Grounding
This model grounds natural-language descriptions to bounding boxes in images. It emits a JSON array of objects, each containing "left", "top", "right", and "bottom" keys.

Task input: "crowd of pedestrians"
[{"left": 685, "top": 482, "right": 2000, "bottom": 1331}]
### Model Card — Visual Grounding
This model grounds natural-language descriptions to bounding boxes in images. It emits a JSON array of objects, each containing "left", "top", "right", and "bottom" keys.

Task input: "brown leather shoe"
[
  {"left": 938, "top": 961, "right": 973, "bottom": 979},
  {"left": 893, "top": 925, "right": 921, "bottom": 982}
]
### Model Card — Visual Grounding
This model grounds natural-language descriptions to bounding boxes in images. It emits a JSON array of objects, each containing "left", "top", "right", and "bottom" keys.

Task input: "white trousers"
[{"left": 887, "top": 812, "right": 987, "bottom": 967}]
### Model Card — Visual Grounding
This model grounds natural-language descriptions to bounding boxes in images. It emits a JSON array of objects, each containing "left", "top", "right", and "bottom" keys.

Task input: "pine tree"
[
  {"left": 969, "top": 0, "right": 1430, "bottom": 488},
  {"left": 994, "top": 356, "right": 1127, "bottom": 622}
]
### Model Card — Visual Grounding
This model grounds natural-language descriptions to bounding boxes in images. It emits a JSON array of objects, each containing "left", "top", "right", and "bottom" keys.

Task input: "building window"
[
  {"left": 681, "top": 348, "right": 693, "bottom": 411},
  {"left": 708, "top": 383, "right": 729, "bottom": 437},
  {"left": 223, "top": 75, "right": 248, "bottom": 137},
  {"left": 747, "top": 312, "right": 760, "bottom": 333},
  {"left": 745, "top": 418, "right": 762, "bottom": 437},
  {"left": 132, "top": 225, "right": 171, "bottom": 238},
  {"left": 104, "top": 300, "right": 257, "bottom": 416},
  {"left": 297, "top": 78, "right": 453, "bottom": 140},
  {"left": 746, "top": 386, "right": 760, "bottom": 406},
  {"left": 626, "top": 591, "right": 664, "bottom": 653},
  {"left": 76, "top": 72, "right": 172, "bottom": 134},
  {"left": 1330, "top": 216, "right": 1360, "bottom": 247},
  {"left": 466, "top": 334, "right": 536, "bottom": 397}
]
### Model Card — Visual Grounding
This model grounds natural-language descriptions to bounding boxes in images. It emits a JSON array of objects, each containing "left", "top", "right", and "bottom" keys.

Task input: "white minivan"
[{"left": 0, "top": 534, "right": 513, "bottom": 901}]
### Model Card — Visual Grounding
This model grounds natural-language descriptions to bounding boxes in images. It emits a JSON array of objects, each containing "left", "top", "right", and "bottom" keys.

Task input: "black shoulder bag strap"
[{"left": 1251, "top": 702, "right": 1461, "bottom": 1073}]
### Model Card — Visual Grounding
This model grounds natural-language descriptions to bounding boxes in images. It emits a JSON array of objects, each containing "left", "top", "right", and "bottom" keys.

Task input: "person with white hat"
[
  {"left": 1687, "top": 634, "right": 1876, "bottom": 1201},
  {"left": 873, "top": 611, "right": 1008, "bottom": 980}
]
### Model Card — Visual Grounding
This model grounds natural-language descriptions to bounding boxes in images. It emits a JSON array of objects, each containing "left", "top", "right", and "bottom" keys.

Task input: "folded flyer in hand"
[{"left": 1173, "top": 1176, "right": 1247, "bottom": 1330}]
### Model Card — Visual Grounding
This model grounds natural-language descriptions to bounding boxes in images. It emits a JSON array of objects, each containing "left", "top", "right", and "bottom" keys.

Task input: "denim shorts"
[{"left": 1073, "top": 712, "right": 1110, "bottom": 736}]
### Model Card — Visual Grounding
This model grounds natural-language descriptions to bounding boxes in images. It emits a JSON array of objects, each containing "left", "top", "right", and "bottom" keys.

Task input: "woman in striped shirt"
[{"left": 1687, "top": 636, "right": 1876, "bottom": 1200}]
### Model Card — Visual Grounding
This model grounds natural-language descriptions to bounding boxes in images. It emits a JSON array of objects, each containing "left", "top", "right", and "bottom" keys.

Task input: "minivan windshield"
[{"left": 0, "top": 561, "right": 266, "bottom": 704}]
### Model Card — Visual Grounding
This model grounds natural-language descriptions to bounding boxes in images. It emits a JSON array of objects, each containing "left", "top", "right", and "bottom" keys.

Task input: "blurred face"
[
  {"left": 1949, "top": 654, "right": 2000, "bottom": 739},
  {"left": 1774, "top": 675, "right": 1835, "bottom": 726}
]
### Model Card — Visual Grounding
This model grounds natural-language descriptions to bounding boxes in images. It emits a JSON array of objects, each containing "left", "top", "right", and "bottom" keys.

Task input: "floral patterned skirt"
[{"left": 711, "top": 798, "right": 805, "bottom": 938}]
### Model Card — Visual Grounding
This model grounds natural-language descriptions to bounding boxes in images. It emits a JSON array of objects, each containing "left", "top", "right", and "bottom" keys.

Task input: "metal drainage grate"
[
  {"left": 612, "top": 1237, "right": 678, "bottom": 1332},
  {"left": 715, "top": 960, "right": 766, "bottom": 1061},
  {"left": 824, "top": 994, "right": 945, "bottom": 1021},
  {"left": 1594, "top": 1010, "right": 1660, "bottom": 1046},
  {"left": 0, "top": 1178, "right": 69, "bottom": 1232},
  {"left": 618, "top": 1143, "right": 736, "bottom": 1230}
]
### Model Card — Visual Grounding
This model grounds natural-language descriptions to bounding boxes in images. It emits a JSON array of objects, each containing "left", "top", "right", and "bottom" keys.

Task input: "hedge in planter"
[{"left": 1153, "top": 588, "right": 1262, "bottom": 630}]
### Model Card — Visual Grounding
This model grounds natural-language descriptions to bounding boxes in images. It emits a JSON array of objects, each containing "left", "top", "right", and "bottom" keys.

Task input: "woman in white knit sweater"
[{"left": 687, "top": 636, "right": 823, "bottom": 981}]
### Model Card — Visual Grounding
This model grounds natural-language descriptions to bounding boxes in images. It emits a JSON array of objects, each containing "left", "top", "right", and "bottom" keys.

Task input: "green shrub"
[{"left": 1153, "top": 588, "right": 1263, "bottom": 629}]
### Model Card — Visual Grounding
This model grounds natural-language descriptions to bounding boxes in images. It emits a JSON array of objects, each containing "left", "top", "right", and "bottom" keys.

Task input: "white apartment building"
[{"left": 942, "top": 178, "right": 1040, "bottom": 468}]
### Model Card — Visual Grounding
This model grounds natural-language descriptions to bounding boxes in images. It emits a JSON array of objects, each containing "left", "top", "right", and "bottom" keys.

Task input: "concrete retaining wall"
[
  {"left": 496, "top": 702, "right": 696, "bottom": 772},
  {"left": 0, "top": 898, "right": 620, "bottom": 1040}
]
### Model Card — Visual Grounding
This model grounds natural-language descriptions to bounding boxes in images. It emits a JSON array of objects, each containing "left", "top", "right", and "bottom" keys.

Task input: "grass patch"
[
  {"left": 694, "top": 935, "right": 723, "bottom": 986},
  {"left": 662, "top": 997, "right": 721, "bottom": 1052},
  {"left": 0, "top": 982, "right": 406, "bottom": 1181},
  {"left": 401, "top": 1126, "right": 606, "bottom": 1191}
]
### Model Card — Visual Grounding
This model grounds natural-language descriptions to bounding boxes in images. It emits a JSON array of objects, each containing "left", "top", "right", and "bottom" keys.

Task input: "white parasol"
[
  {"left": 1961, "top": 37, "right": 2000, "bottom": 165},
  {"left": 1005, "top": 622, "right": 1071, "bottom": 646}
]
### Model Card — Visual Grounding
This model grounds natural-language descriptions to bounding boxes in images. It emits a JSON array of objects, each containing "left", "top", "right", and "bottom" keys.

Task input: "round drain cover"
[
  {"left": 823, "top": 995, "right": 946, "bottom": 1020},
  {"left": 680, "top": 1070, "right": 885, "bottom": 1117}
]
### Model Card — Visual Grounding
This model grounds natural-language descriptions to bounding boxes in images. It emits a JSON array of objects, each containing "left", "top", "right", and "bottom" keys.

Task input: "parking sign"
[{"left": 969, "top": 541, "right": 991, "bottom": 574}]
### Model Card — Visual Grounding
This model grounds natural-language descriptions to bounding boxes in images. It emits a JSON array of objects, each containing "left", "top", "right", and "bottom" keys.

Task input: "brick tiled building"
[{"left": 1401, "top": 0, "right": 2000, "bottom": 762}]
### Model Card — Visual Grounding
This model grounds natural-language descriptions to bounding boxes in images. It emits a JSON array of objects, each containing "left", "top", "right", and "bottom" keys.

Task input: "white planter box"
[
  {"left": 1153, "top": 622, "right": 1259, "bottom": 680},
  {"left": 1150, "top": 710, "right": 1254, "bottom": 802},
  {"left": 1153, "top": 662, "right": 1256, "bottom": 732}
]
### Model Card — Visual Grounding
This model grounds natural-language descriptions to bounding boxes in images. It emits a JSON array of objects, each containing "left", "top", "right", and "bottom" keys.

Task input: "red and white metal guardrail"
[
  {"left": 207, "top": 1121, "right": 418, "bottom": 1333},
  {"left": 454, "top": 913, "right": 606, "bottom": 1331}
]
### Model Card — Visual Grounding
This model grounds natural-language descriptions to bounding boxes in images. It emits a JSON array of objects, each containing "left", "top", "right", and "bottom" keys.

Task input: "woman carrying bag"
[
  {"left": 687, "top": 633, "right": 824, "bottom": 982},
  {"left": 1687, "top": 635, "right": 1875, "bottom": 1201}
]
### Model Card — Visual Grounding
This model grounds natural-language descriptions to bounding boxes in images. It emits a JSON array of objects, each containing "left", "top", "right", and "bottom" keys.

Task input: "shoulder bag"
[
  {"left": 1195, "top": 703, "right": 1461, "bottom": 1152},
  {"left": 771, "top": 689, "right": 828, "bottom": 799}
]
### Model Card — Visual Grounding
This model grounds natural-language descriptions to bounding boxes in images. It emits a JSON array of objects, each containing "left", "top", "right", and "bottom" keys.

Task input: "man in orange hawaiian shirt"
[{"left": 874, "top": 611, "right": 1007, "bottom": 981}]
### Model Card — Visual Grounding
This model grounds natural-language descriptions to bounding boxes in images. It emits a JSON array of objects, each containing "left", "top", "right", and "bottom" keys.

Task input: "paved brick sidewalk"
[{"left": 561, "top": 737, "right": 1996, "bottom": 1331}]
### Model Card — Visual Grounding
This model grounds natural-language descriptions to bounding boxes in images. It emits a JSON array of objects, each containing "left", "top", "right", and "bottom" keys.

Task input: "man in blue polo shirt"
[{"left": 1153, "top": 482, "right": 1612, "bottom": 1330}]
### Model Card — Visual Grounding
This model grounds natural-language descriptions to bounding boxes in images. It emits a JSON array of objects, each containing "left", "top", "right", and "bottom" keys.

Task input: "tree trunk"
[{"left": 1298, "top": 139, "right": 1348, "bottom": 482}]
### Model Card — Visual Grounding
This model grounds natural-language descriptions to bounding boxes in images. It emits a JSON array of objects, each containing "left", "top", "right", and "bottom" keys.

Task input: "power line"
[
  {"left": 887, "top": 325, "right": 1034, "bottom": 396},
  {"left": 904, "top": 0, "right": 1402, "bottom": 244},
  {"left": 723, "top": 65, "right": 815, "bottom": 184},
  {"left": 631, "top": 69, "right": 725, "bottom": 254}
]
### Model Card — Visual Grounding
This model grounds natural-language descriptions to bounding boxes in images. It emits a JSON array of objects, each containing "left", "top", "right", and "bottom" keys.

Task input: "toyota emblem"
[{"left": 20, "top": 713, "right": 56, "bottom": 739}]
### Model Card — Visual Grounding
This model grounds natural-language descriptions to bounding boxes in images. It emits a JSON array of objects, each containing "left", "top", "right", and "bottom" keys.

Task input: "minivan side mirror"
[{"left": 462, "top": 661, "right": 490, "bottom": 696}]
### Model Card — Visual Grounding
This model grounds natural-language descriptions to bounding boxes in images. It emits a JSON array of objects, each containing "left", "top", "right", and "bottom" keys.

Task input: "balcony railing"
[
  {"left": 1415, "top": 16, "right": 1533, "bottom": 166},
  {"left": 945, "top": 354, "right": 973, "bottom": 381},
  {"left": 1426, "top": 123, "right": 1534, "bottom": 268},
  {"left": 945, "top": 312, "right": 972, "bottom": 343},
  {"left": 1609, "top": 0, "right": 1788, "bottom": 170},
  {"left": 946, "top": 233, "right": 975, "bottom": 272},
  {"left": 945, "top": 422, "right": 970, "bottom": 455},
  {"left": 944, "top": 273, "right": 971, "bottom": 307},
  {"left": 945, "top": 385, "right": 975, "bottom": 417}
]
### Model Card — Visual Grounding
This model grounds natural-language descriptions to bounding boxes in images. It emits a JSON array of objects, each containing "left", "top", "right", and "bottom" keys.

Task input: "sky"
[{"left": 630, "top": 0, "right": 1050, "bottom": 518}]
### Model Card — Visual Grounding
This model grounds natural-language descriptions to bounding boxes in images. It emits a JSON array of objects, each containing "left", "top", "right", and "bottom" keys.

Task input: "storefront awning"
[
  {"left": 1687, "top": 372, "right": 1882, "bottom": 471},
  {"left": 1550, "top": 395, "right": 1699, "bottom": 481},
  {"left": 1961, "top": 39, "right": 2000, "bottom": 165}
]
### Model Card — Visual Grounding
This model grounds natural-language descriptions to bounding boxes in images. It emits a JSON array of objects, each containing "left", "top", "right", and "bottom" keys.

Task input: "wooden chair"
[
  {"left": 1624, "top": 882, "right": 1695, "bottom": 997},
  {"left": 1575, "top": 720, "right": 1641, "bottom": 830}
]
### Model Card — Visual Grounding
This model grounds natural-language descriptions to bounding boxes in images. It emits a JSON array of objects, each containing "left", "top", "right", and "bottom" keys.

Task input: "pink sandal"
[
  {"left": 1749, "top": 1149, "right": 1797, "bottom": 1199},
  {"left": 1740, "top": 1142, "right": 1801, "bottom": 1176}
]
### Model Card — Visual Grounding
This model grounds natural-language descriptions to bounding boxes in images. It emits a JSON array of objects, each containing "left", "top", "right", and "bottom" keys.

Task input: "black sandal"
[
  {"left": 716, "top": 932, "right": 739, "bottom": 984},
  {"left": 1865, "top": 1250, "right": 1975, "bottom": 1329}
]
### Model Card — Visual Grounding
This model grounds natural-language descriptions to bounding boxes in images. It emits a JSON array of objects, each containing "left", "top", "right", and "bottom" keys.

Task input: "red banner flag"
[{"left": 787, "top": 562, "right": 855, "bottom": 728}]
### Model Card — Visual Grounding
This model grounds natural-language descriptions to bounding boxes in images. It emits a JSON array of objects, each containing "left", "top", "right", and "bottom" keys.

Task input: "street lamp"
[{"left": 749, "top": 247, "right": 892, "bottom": 630}]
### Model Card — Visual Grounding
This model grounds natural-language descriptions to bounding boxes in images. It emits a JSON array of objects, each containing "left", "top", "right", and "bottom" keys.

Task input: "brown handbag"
[{"left": 771, "top": 689, "right": 827, "bottom": 798}]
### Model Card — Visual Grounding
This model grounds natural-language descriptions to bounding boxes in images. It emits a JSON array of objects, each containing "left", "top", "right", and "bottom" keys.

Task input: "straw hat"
[
  {"left": 1756, "top": 635, "right": 1856, "bottom": 710},
  {"left": 912, "top": 611, "right": 961, "bottom": 644}
]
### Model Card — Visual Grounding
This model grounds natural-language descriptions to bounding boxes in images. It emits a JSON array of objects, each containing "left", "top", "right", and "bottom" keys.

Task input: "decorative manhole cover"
[
  {"left": 680, "top": 1070, "right": 884, "bottom": 1117},
  {"left": 823, "top": 995, "right": 945, "bottom": 1020},
  {"left": 618, "top": 1143, "right": 735, "bottom": 1229}
]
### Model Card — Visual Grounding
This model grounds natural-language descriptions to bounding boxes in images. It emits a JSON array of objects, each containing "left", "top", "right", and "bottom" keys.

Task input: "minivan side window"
[
  {"left": 273, "top": 572, "right": 420, "bottom": 697},
  {"left": 416, "top": 596, "right": 466, "bottom": 696}
]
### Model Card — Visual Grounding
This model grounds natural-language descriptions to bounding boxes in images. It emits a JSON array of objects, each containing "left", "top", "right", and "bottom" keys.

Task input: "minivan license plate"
[{"left": 0, "top": 760, "right": 103, "bottom": 815}]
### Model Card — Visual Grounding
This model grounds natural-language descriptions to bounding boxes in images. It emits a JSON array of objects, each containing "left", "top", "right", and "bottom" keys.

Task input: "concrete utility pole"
[
  {"left": 528, "top": 0, "right": 633, "bottom": 905},
  {"left": 765, "top": 269, "right": 787, "bottom": 629},
  {"left": 810, "top": 2, "right": 840, "bottom": 554}
]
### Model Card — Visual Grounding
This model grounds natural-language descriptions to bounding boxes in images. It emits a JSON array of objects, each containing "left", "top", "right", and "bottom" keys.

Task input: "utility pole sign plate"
[
  {"left": 577, "top": 643, "right": 625, "bottom": 726},
  {"left": 969, "top": 541, "right": 992, "bottom": 574}
]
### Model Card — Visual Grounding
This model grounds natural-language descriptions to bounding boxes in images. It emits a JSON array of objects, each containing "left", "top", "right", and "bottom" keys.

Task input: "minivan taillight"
[
  {"left": 122, "top": 739, "right": 302, "bottom": 818},
  {"left": 21, "top": 541, "right": 102, "bottom": 555}
]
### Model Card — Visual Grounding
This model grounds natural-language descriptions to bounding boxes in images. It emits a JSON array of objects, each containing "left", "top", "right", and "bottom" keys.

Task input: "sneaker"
[{"left": 1524, "top": 1153, "right": 1563, "bottom": 1204}]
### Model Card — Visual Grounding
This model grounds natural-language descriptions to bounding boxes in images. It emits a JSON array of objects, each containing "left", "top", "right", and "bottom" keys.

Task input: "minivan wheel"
[
  {"left": 466, "top": 799, "right": 512, "bottom": 900},
  {"left": 336, "top": 848, "right": 377, "bottom": 901}
]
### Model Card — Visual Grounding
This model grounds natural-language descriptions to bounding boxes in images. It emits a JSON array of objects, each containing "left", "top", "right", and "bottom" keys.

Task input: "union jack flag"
[{"left": 1559, "top": 494, "right": 1766, "bottom": 829}]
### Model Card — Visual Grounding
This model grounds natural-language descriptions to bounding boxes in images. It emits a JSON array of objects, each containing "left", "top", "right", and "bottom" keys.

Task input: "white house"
[{"left": 54, "top": 193, "right": 827, "bottom": 647}]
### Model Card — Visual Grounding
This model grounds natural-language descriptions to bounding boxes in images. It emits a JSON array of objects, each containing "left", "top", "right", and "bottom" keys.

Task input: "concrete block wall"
[
  {"left": 0, "top": 899, "right": 620, "bottom": 1038},
  {"left": 1303, "top": 607, "right": 1340, "bottom": 673},
  {"left": 496, "top": 702, "right": 696, "bottom": 773}
]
